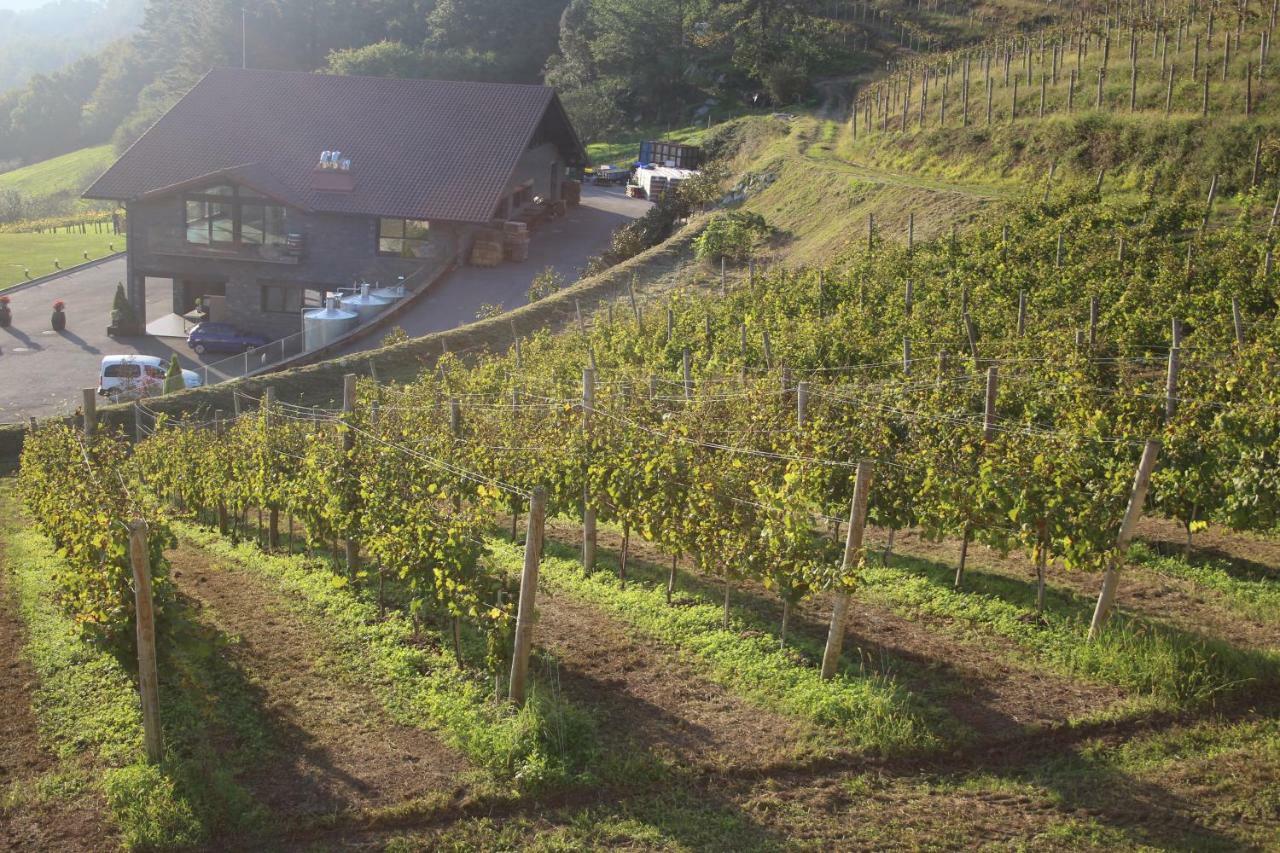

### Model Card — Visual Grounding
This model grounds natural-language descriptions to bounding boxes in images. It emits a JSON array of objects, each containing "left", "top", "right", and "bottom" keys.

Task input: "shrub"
[
  {"left": 693, "top": 211, "right": 772, "bottom": 262},
  {"left": 527, "top": 267, "right": 566, "bottom": 302}
]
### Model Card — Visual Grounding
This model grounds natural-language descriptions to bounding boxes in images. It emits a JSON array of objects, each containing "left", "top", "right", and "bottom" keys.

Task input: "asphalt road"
[
  {"left": 334, "top": 185, "right": 649, "bottom": 356},
  {"left": 0, "top": 258, "right": 200, "bottom": 423},
  {"left": 0, "top": 186, "right": 648, "bottom": 422}
]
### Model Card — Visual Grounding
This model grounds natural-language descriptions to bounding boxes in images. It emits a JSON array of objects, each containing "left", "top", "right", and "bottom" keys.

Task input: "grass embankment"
[
  {"left": 176, "top": 523, "right": 598, "bottom": 790},
  {"left": 0, "top": 145, "right": 114, "bottom": 200},
  {"left": 0, "top": 489, "right": 265, "bottom": 849},
  {"left": 0, "top": 230, "right": 124, "bottom": 291}
]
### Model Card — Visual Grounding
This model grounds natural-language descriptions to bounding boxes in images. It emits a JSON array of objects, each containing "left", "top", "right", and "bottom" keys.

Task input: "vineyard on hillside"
[{"left": 8, "top": 176, "right": 1280, "bottom": 845}]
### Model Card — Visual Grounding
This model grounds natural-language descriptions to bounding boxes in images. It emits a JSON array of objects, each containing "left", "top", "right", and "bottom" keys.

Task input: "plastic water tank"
[
  {"left": 303, "top": 296, "right": 357, "bottom": 351},
  {"left": 340, "top": 282, "right": 393, "bottom": 323}
]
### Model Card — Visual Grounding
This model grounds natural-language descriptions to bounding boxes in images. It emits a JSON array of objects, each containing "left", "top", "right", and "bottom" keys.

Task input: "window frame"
[
  {"left": 377, "top": 217, "right": 431, "bottom": 258},
  {"left": 260, "top": 282, "right": 326, "bottom": 314},
  {"left": 183, "top": 183, "right": 288, "bottom": 247}
]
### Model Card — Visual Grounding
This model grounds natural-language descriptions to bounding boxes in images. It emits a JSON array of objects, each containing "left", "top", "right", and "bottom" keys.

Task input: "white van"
[{"left": 98, "top": 355, "right": 202, "bottom": 400}]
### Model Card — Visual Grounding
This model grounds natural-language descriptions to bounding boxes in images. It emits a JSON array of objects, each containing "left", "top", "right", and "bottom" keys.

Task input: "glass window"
[
  {"left": 185, "top": 200, "right": 210, "bottom": 244},
  {"left": 183, "top": 184, "right": 288, "bottom": 247},
  {"left": 378, "top": 218, "right": 430, "bottom": 257},
  {"left": 261, "top": 283, "right": 325, "bottom": 314},
  {"left": 104, "top": 363, "right": 140, "bottom": 379}
]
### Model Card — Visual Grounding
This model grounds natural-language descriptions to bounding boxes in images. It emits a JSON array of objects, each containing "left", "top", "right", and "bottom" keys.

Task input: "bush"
[
  {"left": 693, "top": 211, "right": 772, "bottom": 262},
  {"left": 527, "top": 266, "right": 566, "bottom": 302}
]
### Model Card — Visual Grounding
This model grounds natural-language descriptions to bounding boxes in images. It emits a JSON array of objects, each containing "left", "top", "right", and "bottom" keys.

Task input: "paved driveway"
[
  {"left": 0, "top": 258, "right": 205, "bottom": 422},
  {"left": 335, "top": 185, "right": 649, "bottom": 356}
]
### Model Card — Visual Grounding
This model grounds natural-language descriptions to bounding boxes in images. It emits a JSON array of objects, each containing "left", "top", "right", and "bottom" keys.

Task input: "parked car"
[
  {"left": 98, "top": 355, "right": 201, "bottom": 400},
  {"left": 186, "top": 323, "right": 271, "bottom": 355}
]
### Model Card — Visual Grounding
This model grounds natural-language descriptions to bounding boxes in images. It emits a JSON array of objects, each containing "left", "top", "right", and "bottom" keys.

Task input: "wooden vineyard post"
[
  {"left": 682, "top": 348, "right": 693, "bottom": 400},
  {"left": 1201, "top": 174, "right": 1218, "bottom": 236},
  {"left": 1166, "top": 342, "right": 1181, "bottom": 421},
  {"left": 1088, "top": 439, "right": 1161, "bottom": 640},
  {"left": 511, "top": 321, "right": 521, "bottom": 368},
  {"left": 81, "top": 388, "right": 96, "bottom": 439},
  {"left": 1089, "top": 297, "right": 1099, "bottom": 347},
  {"left": 796, "top": 381, "right": 809, "bottom": 426},
  {"left": 903, "top": 337, "right": 912, "bottom": 375},
  {"left": 342, "top": 373, "right": 359, "bottom": 576},
  {"left": 628, "top": 274, "right": 641, "bottom": 326},
  {"left": 956, "top": 367, "right": 998, "bottom": 590},
  {"left": 215, "top": 410, "right": 229, "bottom": 534},
  {"left": 1232, "top": 298, "right": 1245, "bottom": 348},
  {"left": 508, "top": 486, "right": 548, "bottom": 707},
  {"left": 581, "top": 368, "right": 597, "bottom": 573},
  {"left": 128, "top": 521, "right": 164, "bottom": 763},
  {"left": 821, "top": 459, "right": 873, "bottom": 681},
  {"left": 1017, "top": 290, "right": 1027, "bottom": 337},
  {"left": 720, "top": 257, "right": 727, "bottom": 296}
]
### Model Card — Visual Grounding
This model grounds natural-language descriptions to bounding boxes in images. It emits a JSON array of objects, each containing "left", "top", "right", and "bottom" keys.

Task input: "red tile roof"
[{"left": 85, "top": 68, "right": 587, "bottom": 224}]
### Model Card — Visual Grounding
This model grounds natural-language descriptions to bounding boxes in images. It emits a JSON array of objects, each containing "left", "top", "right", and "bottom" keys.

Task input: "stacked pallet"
[
  {"left": 470, "top": 229, "right": 505, "bottom": 267},
  {"left": 504, "top": 221, "right": 530, "bottom": 262}
]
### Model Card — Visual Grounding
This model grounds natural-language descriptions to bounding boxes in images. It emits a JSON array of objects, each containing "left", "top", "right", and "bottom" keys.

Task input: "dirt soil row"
[
  {"left": 866, "top": 523, "right": 1280, "bottom": 652},
  {"left": 544, "top": 519, "right": 1128, "bottom": 743},
  {"left": 165, "top": 543, "right": 470, "bottom": 829}
]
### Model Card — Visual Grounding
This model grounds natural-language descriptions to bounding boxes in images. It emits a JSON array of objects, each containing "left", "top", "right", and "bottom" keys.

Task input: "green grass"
[
  {"left": 0, "top": 145, "right": 114, "bottom": 198},
  {"left": 1131, "top": 542, "right": 1280, "bottom": 625},
  {"left": 176, "top": 523, "right": 598, "bottom": 791},
  {"left": 857, "top": 553, "right": 1280, "bottom": 707},
  {"left": 0, "top": 230, "right": 125, "bottom": 290},
  {"left": 0, "top": 489, "right": 266, "bottom": 849},
  {"left": 486, "top": 536, "right": 942, "bottom": 755},
  {"left": 587, "top": 122, "right": 718, "bottom": 167}
]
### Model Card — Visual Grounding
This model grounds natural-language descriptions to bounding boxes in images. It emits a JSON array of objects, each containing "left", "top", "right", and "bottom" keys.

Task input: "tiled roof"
[{"left": 85, "top": 68, "right": 586, "bottom": 224}]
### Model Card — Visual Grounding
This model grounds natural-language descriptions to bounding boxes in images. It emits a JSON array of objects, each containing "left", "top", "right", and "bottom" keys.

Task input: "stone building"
[{"left": 85, "top": 67, "right": 586, "bottom": 339}]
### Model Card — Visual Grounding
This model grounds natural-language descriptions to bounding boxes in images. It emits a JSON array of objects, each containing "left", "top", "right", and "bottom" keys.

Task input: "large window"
[
  {"left": 378, "top": 218, "right": 431, "bottom": 258},
  {"left": 261, "top": 283, "right": 325, "bottom": 314},
  {"left": 185, "top": 184, "right": 288, "bottom": 247}
]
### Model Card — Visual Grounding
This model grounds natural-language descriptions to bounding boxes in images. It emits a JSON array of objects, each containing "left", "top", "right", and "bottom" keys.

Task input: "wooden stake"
[
  {"left": 628, "top": 274, "right": 641, "bottom": 326},
  {"left": 342, "top": 374, "right": 359, "bottom": 576},
  {"left": 1088, "top": 440, "right": 1161, "bottom": 639},
  {"left": 796, "top": 381, "right": 809, "bottom": 426},
  {"left": 682, "top": 348, "right": 693, "bottom": 400},
  {"left": 582, "top": 369, "right": 596, "bottom": 573},
  {"left": 81, "top": 388, "right": 96, "bottom": 440},
  {"left": 820, "top": 459, "right": 873, "bottom": 680},
  {"left": 1201, "top": 174, "right": 1218, "bottom": 235},
  {"left": 508, "top": 486, "right": 547, "bottom": 706},
  {"left": 128, "top": 521, "right": 164, "bottom": 764},
  {"left": 1089, "top": 297, "right": 1099, "bottom": 347},
  {"left": 1017, "top": 290, "right": 1027, "bottom": 336}
]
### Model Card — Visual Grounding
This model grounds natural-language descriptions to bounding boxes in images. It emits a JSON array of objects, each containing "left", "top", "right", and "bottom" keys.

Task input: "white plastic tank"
[
  {"left": 340, "top": 282, "right": 393, "bottom": 323},
  {"left": 303, "top": 296, "right": 357, "bottom": 351}
]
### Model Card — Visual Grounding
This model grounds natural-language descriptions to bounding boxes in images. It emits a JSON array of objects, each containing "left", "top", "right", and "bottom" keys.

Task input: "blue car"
[{"left": 186, "top": 322, "right": 271, "bottom": 355}]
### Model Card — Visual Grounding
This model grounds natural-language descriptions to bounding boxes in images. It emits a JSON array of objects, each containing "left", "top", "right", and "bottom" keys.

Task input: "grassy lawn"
[
  {"left": 0, "top": 145, "right": 114, "bottom": 198},
  {"left": 0, "top": 230, "right": 125, "bottom": 290}
]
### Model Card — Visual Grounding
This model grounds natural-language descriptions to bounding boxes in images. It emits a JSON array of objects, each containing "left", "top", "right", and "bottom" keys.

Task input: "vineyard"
[
  {"left": 2, "top": 168, "right": 1278, "bottom": 847},
  {"left": 2, "top": 1, "right": 1280, "bottom": 846}
]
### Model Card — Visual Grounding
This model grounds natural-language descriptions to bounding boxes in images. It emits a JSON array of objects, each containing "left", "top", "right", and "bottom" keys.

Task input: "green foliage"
[
  {"left": 18, "top": 425, "right": 173, "bottom": 645},
  {"left": 693, "top": 211, "right": 771, "bottom": 262},
  {"left": 161, "top": 355, "right": 184, "bottom": 395},
  {"left": 527, "top": 266, "right": 565, "bottom": 303}
]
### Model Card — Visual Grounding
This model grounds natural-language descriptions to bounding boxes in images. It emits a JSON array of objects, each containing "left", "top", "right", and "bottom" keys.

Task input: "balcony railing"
[{"left": 146, "top": 229, "right": 303, "bottom": 265}]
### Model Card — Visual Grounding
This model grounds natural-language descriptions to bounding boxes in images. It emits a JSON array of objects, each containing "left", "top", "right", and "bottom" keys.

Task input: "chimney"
[{"left": 312, "top": 149, "right": 355, "bottom": 192}]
